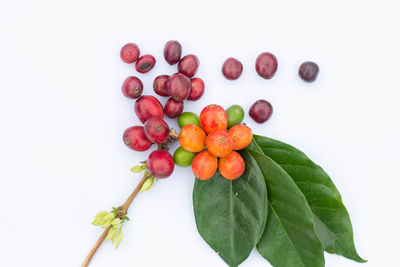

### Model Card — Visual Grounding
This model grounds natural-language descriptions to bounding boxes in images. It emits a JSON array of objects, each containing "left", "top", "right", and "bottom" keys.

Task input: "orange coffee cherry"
[
  {"left": 192, "top": 151, "right": 218, "bottom": 180},
  {"left": 200, "top": 104, "right": 228, "bottom": 134},
  {"left": 205, "top": 130, "right": 233, "bottom": 157},
  {"left": 219, "top": 151, "right": 245, "bottom": 180},
  {"left": 179, "top": 124, "right": 206, "bottom": 152},
  {"left": 227, "top": 124, "right": 253, "bottom": 150}
]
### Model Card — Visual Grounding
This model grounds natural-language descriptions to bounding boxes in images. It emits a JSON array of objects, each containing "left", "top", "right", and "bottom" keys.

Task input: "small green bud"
[
  {"left": 116, "top": 229, "right": 123, "bottom": 248},
  {"left": 140, "top": 176, "right": 155, "bottom": 193}
]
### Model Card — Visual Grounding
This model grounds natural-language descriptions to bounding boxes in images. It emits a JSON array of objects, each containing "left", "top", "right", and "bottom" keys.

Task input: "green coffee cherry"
[
  {"left": 226, "top": 105, "right": 244, "bottom": 128},
  {"left": 178, "top": 112, "right": 201, "bottom": 128},
  {"left": 173, "top": 147, "right": 196, "bottom": 167}
]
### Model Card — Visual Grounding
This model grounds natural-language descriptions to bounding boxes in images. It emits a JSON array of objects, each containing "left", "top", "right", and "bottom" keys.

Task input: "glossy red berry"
[
  {"left": 255, "top": 52, "right": 278, "bottom": 79},
  {"left": 123, "top": 126, "right": 152, "bottom": 151},
  {"left": 147, "top": 150, "right": 174, "bottom": 178},
  {"left": 121, "top": 76, "right": 143, "bottom": 99},
  {"left": 153, "top": 75, "right": 170, "bottom": 97},
  {"left": 299, "top": 61, "right": 319, "bottom": 82},
  {"left": 188, "top": 78, "right": 205, "bottom": 101},
  {"left": 249, "top": 99, "right": 273, "bottom": 123},
  {"left": 164, "top": 98, "right": 184, "bottom": 118},
  {"left": 120, "top": 43, "right": 140, "bottom": 63},
  {"left": 135, "top": 55, "right": 156, "bottom": 73},
  {"left": 144, "top": 117, "right": 170, "bottom": 144},
  {"left": 178, "top": 54, "right": 199, "bottom": 78},
  {"left": 134, "top": 95, "right": 164, "bottom": 123},
  {"left": 163, "top": 40, "right": 182, "bottom": 65},
  {"left": 222, "top": 58, "right": 243, "bottom": 80},
  {"left": 166, "top": 73, "right": 191, "bottom": 101}
]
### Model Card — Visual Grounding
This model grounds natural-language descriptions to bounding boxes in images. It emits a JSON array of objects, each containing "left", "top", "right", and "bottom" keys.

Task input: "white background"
[{"left": 0, "top": 0, "right": 398, "bottom": 266}]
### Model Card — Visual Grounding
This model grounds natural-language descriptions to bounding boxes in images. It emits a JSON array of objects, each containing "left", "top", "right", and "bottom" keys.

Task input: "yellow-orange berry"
[
  {"left": 219, "top": 151, "right": 245, "bottom": 180},
  {"left": 179, "top": 124, "right": 206, "bottom": 152},
  {"left": 192, "top": 151, "right": 218, "bottom": 180},
  {"left": 200, "top": 104, "right": 228, "bottom": 134},
  {"left": 227, "top": 124, "right": 253, "bottom": 150},
  {"left": 205, "top": 130, "right": 233, "bottom": 157}
]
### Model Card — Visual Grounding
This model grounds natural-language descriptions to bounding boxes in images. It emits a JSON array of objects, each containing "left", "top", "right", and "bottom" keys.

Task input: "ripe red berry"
[
  {"left": 123, "top": 126, "right": 152, "bottom": 151},
  {"left": 147, "top": 150, "right": 174, "bottom": 178},
  {"left": 121, "top": 76, "right": 143, "bottom": 99},
  {"left": 120, "top": 43, "right": 140, "bottom": 63},
  {"left": 163, "top": 40, "right": 182, "bottom": 65},
  {"left": 135, "top": 55, "right": 156, "bottom": 73},
  {"left": 178, "top": 54, "right": 199, "bottom": 78},
  {"left": 188, "top": 78, "right": 205, "bottom": 101},
  {"left": 249, "top": 99, "right": 273, "bottom": 123},
  {"left": 153, "top": 75, "right": 170, "bottom": 97},
  {"left": 134, "top": 95, "right": 164, "bottom": 123},
  {"left": 222, "top": 57, "right": 243, "bottom": 80},
  {"left": 164, "top": 98, "right": 184, "bottom": 118},
  {"left": 255, "top": 52, "right": 278, "bottom": 79},
  {"left": 144, "top": 117, "right": 170, "bottom": 144},
  {"left": 166, "top": 73, "right": 191, "bottom": 101}
]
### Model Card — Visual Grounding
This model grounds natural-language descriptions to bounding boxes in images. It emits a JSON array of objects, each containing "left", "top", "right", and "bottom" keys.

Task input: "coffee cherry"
[
  {"left": 177, "top": 112, "right": 201, "bottom": 128},
  {"left": 178, "top": 54, "right": 199, "bottom": 78},
  {"left": 226, "top": 105, "right": 244, "bottom": 128},
  {"left": 166, "top": 73, "right": 191, "bottom": 101},
  {"left": 147, "top": 150, "right": 174, "bottom": 178},
  {"left": 123, "top": 126, "right": 152, "bottom": 151},
  {"left": 255, "top": 52, "right": 278, "bottom": 79},
  {"left": 122, "top": 76, "right": 143, "bottom": 99},
  {"left": 249, "top": 99, "right": 273, "bottom": 123},
  {"left": 299, "top": 61, "right": 319, "bottom": 82},
  {"left": 164, "top": 98, "right": 184, "bottom": 118},
  {"left": 219, "top": 151, "right": 245, "bottom": 180},
  {"left": 200, "top": 104, "right": 228, "bottom": 134},
  {"left": 120, "top": 43, "right": 140, "bottom": 63},
  {"left": 179, "top": 124, "right": 206, "bottom": 153},
  {"left": 135, "top": 55, "right": 156, "bottom": 73},
  {"left": 222, "top": 57, "right": 243, "bottom": 80},
  {"left": 173, "top": 147, "right": 195, "bottom": 167},
  {"left": 227, "top": 124, "right": 253, "bottom": 150},
  {"left": 206, "top": 130, "right": 233, "bottom": 157},
  {"left": 164, "top": 40, "right": 182, "bottom": 65},
  {"left": 153, "top": 75, "right": 170, "bottom": 97},
  {"left": 144, "top": 117, "right": 169, "bottom": 144},
  {"left": 188, "top": 78, "right": 205, "bottom": 101},
  {"left": 192, "top": 151, "right": 218, "bottom": 180},
  {"left": 134, "top": 95, "right": 164, "bottom": 123}
]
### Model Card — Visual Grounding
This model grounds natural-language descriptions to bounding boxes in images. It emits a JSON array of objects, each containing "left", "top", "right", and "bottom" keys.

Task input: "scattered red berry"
[
  {"left": 164, "top": 98, "right": 184, "bottom": 118},
  {"left": 249, "top": 99, "right": 273, "bottom": 123},
  {"left": 178, "top": 54, "right": 199, "bottom": 78},
  {"left": 134, "top": 95, "right": 164, "bottom": 123},
  {"left": 121, "top": 76, "right": 143, "bottom": 99},
  {"left": 166, "top": 73, "right": 191, "bottom": 101},
  {"left": 188, "top": 78, "right": 205, "bottom": 101},
  {"left": 153, "top": 75, "right": 170, "bottom": 97},
  {"left": 299, "top": 61, "right": 319, "bottom": 82},
  {"left": 255, "top": 52, "right": 278, "bottom": 79},
  {"left": 120, "top": 43, "right": 140, "bottom": 63},
  {"left": 144, "top": 117, "right": 170, "bottom": 144},
  {"left": 222, "top": 58, "right": 243, "bottom": 80},
  {"left": 147, "top": 150, "right": 174, "bottom": 178},
  {"left": 123, "top": 126, "right": 152, "bottom": 151},
  {"left": 135, "top": 55, "right": 156, "bottom": 73},
  {"left": 164, "top": 40, "right": 182, "bottom": 65}
]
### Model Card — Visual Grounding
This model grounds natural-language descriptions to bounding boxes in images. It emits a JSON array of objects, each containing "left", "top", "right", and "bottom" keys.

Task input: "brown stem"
[{"left": 81, "top": 173, "right": 151, "bottom": 267}]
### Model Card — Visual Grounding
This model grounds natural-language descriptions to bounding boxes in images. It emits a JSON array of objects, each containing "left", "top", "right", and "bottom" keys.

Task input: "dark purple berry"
[
  {"left": 164, "top": 41, "right": 182, "bottom": 65},
  {"left": 178, "top": 55, "right": 199, "bottom": 78},
  {"left": 222, "top": 58, "right": 243, "bottom": 80},
  {"left": 122, "top": 76, "right": 143, "bottom": 99},
  {"left": 166, "top": 73, "right": 191, "bottom": 101},
  {"left": 153, "top": 75, "right": 170, "bottom": 97},
  {"left": 164, "top": 98, "right": 184, "bottom": 118},
  {"left": 255, "top": 52, "right": 278, "bottom": 79},
  {"left": 299, "top": 61, "right": 319, "bottom": 83},
  {"left": 135, "top": 55, "right": 156, "bottom": 73}
]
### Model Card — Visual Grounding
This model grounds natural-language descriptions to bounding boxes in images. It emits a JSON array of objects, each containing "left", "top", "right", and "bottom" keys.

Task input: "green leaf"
[
  {"left": 193, "top": 150, "right": 268, "bottom": 267},
  {"left": 252, "top": 135, "right": 366, "bottom": 263},
  {"left": 247, "top": 148, "right": 325, "bottom": 267}
]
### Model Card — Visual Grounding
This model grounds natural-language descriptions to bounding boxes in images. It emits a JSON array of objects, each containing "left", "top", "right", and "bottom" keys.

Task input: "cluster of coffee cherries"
[
  {"left": 121, "top": 41, "right": 205, "bottom": 179},
  {"left": 176, "top": 104, "right": 252, "bottom": 180}
]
